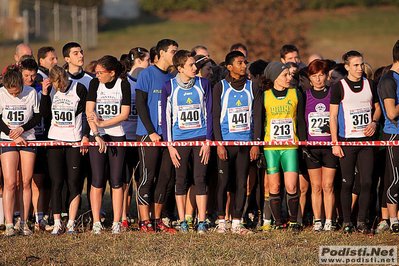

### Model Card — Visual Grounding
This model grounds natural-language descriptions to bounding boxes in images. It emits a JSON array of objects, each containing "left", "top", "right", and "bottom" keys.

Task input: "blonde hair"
[
  {"left": 363, "top": 62, "right": 374, "bottom": 79},
  {"left": 49, "top": 65, "right": 68, "bottom": 90}
]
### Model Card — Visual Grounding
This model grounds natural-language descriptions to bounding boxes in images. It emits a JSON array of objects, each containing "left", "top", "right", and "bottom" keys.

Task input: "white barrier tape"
[{"left": 1, "top": 140, "right": 398, "bottom": 147}]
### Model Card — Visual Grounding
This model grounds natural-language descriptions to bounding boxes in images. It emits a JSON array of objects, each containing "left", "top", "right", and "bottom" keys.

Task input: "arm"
[
  {"left": 250, "top": 84, "right": 262, "bottom": 161},
  {"left": 329, "top": 104, "right": 344, "bottom": 158},
  {"left": 297, "top": 90, "right": 307, "bottom": 141},
  {"left": 161, "top": 81, "right": 172, "bottom": 142},
  {"left": 39, "top": 79, "right": 52, "bottom": 118},
  {"left": 384, "top": 98, "right": 399, "bottom": 120},
  {"left": 364, "top": 80, "right": 382, "bottom": 137},
  {"left": 213, "top": 81, "right": 227, "bottom": 161},
  {"left": 199, "top": 78, "right": 213, "bottom": 164}
]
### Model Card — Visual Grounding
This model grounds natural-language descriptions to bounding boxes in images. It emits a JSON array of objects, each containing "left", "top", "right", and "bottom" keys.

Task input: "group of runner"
[{"left": 0, "top": 38, "right": 399, "bottom": 237}]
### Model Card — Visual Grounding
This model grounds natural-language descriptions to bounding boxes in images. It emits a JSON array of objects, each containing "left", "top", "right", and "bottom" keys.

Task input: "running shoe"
[
  {"left": 156, "top": 220, "right": 177, "bottom": 233},
  {"left": 20, "top": 223, "right": 33, "bottom": 236},
  {"left": 112, "top": 222, "right": 122, "bottom": 234},
  {"left": 323, "top": 221, "right": 333, "bottom": 232},
  {"left": 186, "top": 217, "right": 194, "bottom": 231},
  {"left": 92, "top": 222, "right": 103, "bottom": 235},
  {"left": 4, "top": 226, "right": 15, "bottom": 237},
  {"left": 216, "top": 221, "right": 227, "bottom": 234},
  {"left": 121, "top": 220, "right": 129, "bottom": 232},
  {"left": 14, "top": 217, "right": 21, "bottom": 231},
  {"left": 342, "top": 223, "right": 354, "bottom": 234},
  {"left": 231, "top": 223, "right": 254, "bottom": 235},
  {"left": 288, "top": 222, "right": 301, "bottom": 233},
  {"left": 179, "top": 221, "right": 189, "bottom": 233},
  {"left": 100, "top": 210, "right": 106, "bottom": 223},
  {"left": 140, "top": 220, "right": 155, "bottom": 233},
  {"left": 162, "top": 217, "right": 171, "bottom": 227},
  {"left": 272, "top": 224, "right": 285, "bottom": 230},
  {"left": 225, "top": 220, "right": 232, "bottom": 229},
  {"left": 67, "top": 224, "right": 77, "bottom": 234},
  {"left": 357, "top": 223, "right": 371, "bottom": 235},
  {"left": 42, "top": 216, "right": 54, "bottom": 231},
  {"left": 390, "top": 223, "right": 399, "bottom": 235},
  {"left": 51, "top": 224, "right": 62, "bottom": 236},
  {"left": 375, "top": 220, "right": 389, "bottom": 234},
  {"left": 197, "top": 221, "right": 207, "bottom": 234},
  {"left": 313, "top": 221, "right": 323, "bottom": 232},
  {"left": 259, "top": 224, "right": 272, "bottom": 232}
]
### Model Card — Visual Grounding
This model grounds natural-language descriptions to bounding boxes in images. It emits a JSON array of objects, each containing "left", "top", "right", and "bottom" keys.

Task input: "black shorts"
[
  {"left": 305, "top": 147, "right": 339, "bottom": 169},
  {"left": 34, "top": 147, "right": 47, "bottom": 174}
]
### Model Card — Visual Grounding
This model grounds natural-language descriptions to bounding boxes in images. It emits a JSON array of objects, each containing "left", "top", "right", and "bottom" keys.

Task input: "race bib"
[
  {"left": 178, "top": 104, "right": 201, "bottom": 130},
  {"left": 5, "top": 105, "right": 27, "bottom": 129},
  {"left": 308, "top": 112, "right": 330, "bottom": 136},
  {"left": 270, "top": 118, "right": 294, "bottom": 141},
  {"left": 349, "top": 107, "right": 371, "bottom": 133},
  {"left": 128, "top": 101, "right": 138, "bottom": 122},
  {"left": 52, "top": 105, "right": 75, "bottom": 128},
  {"left": 228, "top": 106, "right": 250, "bottom": 132},
  {"left": 96, "top": 99, "right": 120, "bottom": 121}
]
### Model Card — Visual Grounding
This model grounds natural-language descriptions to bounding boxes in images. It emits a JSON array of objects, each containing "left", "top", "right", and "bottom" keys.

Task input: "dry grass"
[{"left": 1, "top": 225, "right": 399, "bottom": 265}]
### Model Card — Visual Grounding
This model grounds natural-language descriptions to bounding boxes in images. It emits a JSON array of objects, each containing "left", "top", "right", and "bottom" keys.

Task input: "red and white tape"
[{"left": 1, "top": 140, "right": 398, "bottom": 147}]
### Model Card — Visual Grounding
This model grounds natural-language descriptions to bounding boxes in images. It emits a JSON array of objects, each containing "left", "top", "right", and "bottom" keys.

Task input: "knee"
[
  {"left": 4, "top": 182, "right": 16, "bottom": 192},
  {"left": 22, "top": 179, "right": 32, "bottom": 190},
  {"left": 311, "top": 183, "right": 322, "bottom": 194},
  {"left": 269, "top": 184, "right": 280, "bottom": 194},
  {"left": 322, "top": 182, "right": 334, "bottom": 194},
  {"left": 285, "top": 184, "right": 297, "bottom": 194}
]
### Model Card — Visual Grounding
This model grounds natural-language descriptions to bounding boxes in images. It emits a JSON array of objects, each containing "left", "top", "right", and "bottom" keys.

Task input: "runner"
[
  {"left": 86, "top": 55, "right": 131, "bottom": 234},
  {"left": 213, "top": 51, "right": 262, "bottom": 234},
  {"left": 301, "top": 59, "right": 338, "bottom": 232},
  {"left": 194, "top": 55, "right": 214, "bottom": 80},
  {"left": 135, "top": 39, "right": 178, "bottom": 233},
  {"left": 0, "top": 65, "right": 40, "bottom": 236},
  {"left": 161, "top": 50, "right": 213, "bottom": 233},
  {"left": 262, "top": 62, "right": 306, "bottom": 231},
  {"left": 36, "top": 47, "right": 58, "bottom": 82},
  {"left": 40, "top": 66, "right": 87, "bottom": 235},
  {"left": 377, "top": 40, "right": 399, "bottom": 234},
  {"left": 330, "top": 50, "right": 381, "bottom": 234},
  {"left": 280, "top": 44, "right": 306, "bottom": 69},
  {"left": 127, "top": 47, "right": 150, "bottom": 79}
]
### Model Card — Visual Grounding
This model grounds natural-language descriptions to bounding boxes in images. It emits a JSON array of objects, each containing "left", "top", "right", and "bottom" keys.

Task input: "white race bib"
[
  {"left": 228, "top": 106, "right": 250, "bottom": 132},
  {"left": 178, "top": 104, "right": 201, "bottom": 130},
  {"left": 52, "top": 105, "right": 75, "bottom": 128},
  {"left": 96, "top": 99, "right": 120, "bottom": 121},
  {"left": 308, "top": 112, "right": 330, "bottom": 136},
  {"left": 5, "top": 104, "right": 27, "bottom": 129},
  {"left": 270, "top": 118, "right": 294, "bottom": 141},
  {"left": 349, "top": 107, "right": 371, "bottom": 134}
]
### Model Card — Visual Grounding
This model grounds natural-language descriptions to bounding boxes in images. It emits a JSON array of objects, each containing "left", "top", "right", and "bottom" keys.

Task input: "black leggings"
[
  {"left": 339, "top": 144, "right": 374, "bottom": 223},
  {"left": 136, "top": 135, "right": 173, "bottom": 206},
  {"left": 384, "top": 133, "right": 399, "bottom": 205},
  {"left": 47, "top": 146, "right": 82, "bottom": 215},
  {"left": 217, "top": 146, "right": 250, "bottom": 219},
  {"left": 89, "top": 135, "right": 126, "bottom": 189},
  {"left": 175, "top": 145, "right": 208, "bottom": 195}
]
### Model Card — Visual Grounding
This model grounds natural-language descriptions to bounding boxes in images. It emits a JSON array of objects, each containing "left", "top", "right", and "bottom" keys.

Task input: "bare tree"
[{"left": 211, "top": 0, "right": 308, "bottom": 62}]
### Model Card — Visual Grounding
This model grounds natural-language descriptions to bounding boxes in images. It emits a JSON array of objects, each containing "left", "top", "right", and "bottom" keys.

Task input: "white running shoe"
[
  {"left": 323, "top": 221, "right": 333, "bottom": 232},
  {"left": 313, "top": 221, "right": 323, "bottom": 232},
  {"left": 216, "top": 221, "right": 227, "bottom": 234},
  {"left": 51, "top": 224, "right": 62, "bottom": 236},
  {"left": 112, "top": 222, "right": 121, "bottom": 234},
  {"left": 92, "top": 222, "right": 103, "bottom": 235},
  {"left": 231, "top": 224, "right": 254, "bottom": 235}
]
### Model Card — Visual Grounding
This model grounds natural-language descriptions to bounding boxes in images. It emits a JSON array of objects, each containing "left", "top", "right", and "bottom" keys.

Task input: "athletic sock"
[
  {"left": 35, "top": 212, "right": 44, "bottom": 224},
  {"left": 219, "top": 219, "right": 225, "bottom": 224},
  {"left": 232, "top": 219, "right": 240, "bottom": 228},
  {"left": 263, "top": 195, "right": 272, "bottom": 221},
  {"left": 67, "top": 220, "right": 75, "bottom": 228},
  {"left": 6, "top": 223, "right": 13, "bottom": 229},
  {"left": 325, "top": 219, "right": 332, "bottom": 224},
  {"left": 54, "top": 219, "right": 62, "bottom": 227},
  {"left": 269, "top": 193, "right": 282, "bottom": 225},
  {"left": 287, "top": 192, "right": 299, "bottom": 223},
  {"left": 0, "top": 195, "right": 4, "bottom": 225},
  {"left": 263, "top": 219, "right": 271, "bottom": 225},
  {"left": 390, "top": 217, "right": 398, "bottom": 225},
  {"left": 314, "top": 219, "right": 322, "bottom": 224},
  {"left": 185, "top": 215, "right": 193, "bottom": 222}
]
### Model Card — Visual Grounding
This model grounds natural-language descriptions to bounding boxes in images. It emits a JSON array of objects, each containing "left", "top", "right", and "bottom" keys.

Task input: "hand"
[
  {"left": 88, "top": 112, "right": 100, "bottom": 126},
  {"left": 9, "top": 127, "right": 24, "bottom": 139},
  {"left": 42, "top": 79, "right": 52, "bottom": 95},
  {"left": 250, "top": 146, "right": 259, "bottom": 162},
  {"left": 332, "top": 145, "right": 344, "bottom": 158},
  {"left": 364, "top": 122, "right": 377, "bottom": 137},
  {"left": 80, "top": 136, "right": 89, "bottom": 155},
  {"left": 168, "top": 146, "right": 181, "bottom": 168},
  {"left": 149, "top": 132, "right": 161, "bottom": 142},
  {"left": 217, "top": 145, "right": 228, "bottom": 161},
  {"left": 199, "top": 144, "right": 211, "bottom": 165},
  {"left": 95, "top": 135, "right": 107, "bottom": 153},
  {"left": 14, "top": 136, "right": 27, "bottom": 146}
]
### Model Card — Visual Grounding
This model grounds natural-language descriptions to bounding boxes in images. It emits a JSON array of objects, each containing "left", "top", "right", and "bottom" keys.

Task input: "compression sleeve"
[
  {"left": 0, "top": 115, "right": 10, "bottom": 135},
  {"left": 212, "top": 81, "right": 223, "bottom": 141},
  {"left": 22, "top": 112, "right": 41, "bottom": 131},
  {"left": 330, "top": 82, "right": 343, "bottom": 105},
  {"left": 87, "top": 78, "right": 100, "bottom": 102},
  {"left": 136, "top": 89, "right": 155, "bottom": 135},
  {"left": 121, "top": 79, "right": 131, "bottom": 106},
  {"left": 76, "top": 82, "right": 88, "bottom": 116},
  {"left": 39, "top": 91, "right": 52, "bottom": 118}
]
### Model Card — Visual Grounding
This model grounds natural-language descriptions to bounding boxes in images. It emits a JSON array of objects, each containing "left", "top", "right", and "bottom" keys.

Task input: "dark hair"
[
  {"left": 248, "top": 59, "right": 268, "bottom": 77},
  {"left": 323, "top": 59, "right": 336, "bottom": 72},
  {"left": 20, "top": 58, "right": 38, "bottom": 72},
  {"left": 280, "top": 44, "right": 299, "bottom": 59},
  {"left": 194, "top": 55, "right": 212, "bottom": 72},
  {"left": 128, "top": 47, "right": 149, "bottom": 67},
  {"left": 84, "top": 60, "right": 97, "bottom": 74},
  {"left": 208, "top": 65, "right": 226, "bottom": 89},
  {"left": 150, "top": 46, "right": 157, "bottom": 64},
  {"left": 173, "top": 50, "right": 195, "bottom": 69},
  {"left": 373, "top": 66, "right": 385, "bottom": 85},
  {"left": 393, "top": 40, "right": 399, "bottom": 63},
  {"left": 342, "top": 50, "right": 362, "bottom": 65},
  {"left": 18, "top": 54, "right": 35, "bottom": 64},
  {"left": 191, "top": 45, "right": 208, "bottom": 54},
  {"left": 297, "top": 67, "right": 311, "bottom": 92},
  {"left": 156, "top": 39, "right": 178, "bottom": 58},
  {"left": 330, "top": 63, "right": 348, "bottom": 77},
  {"left": 285, "top": 62, "right": 298, "bottom": 69},
  {"left": 3, "top": 65, "right": 23, "bottom": 89},
  {"left": 230, "top": 43, "right": 247, "bottom": 54},
  {"left": 37, "top": 46, "right": 55, "bottom": 66},
  {"left": 308, "top": 59, "right": 328, "bottom": 76},
  {"left": 260, "top": 77, "right": 274, "bottom": 91},
  {"left": 97, "top": 55, "right": 127, "bottom": 80},
  {"left": 120, "top": 54, "right": 131, "bottom": 71},
  {"left": 225, "top": 51, "right": 245, "bottom": 66},
  {"left": 62, "top": 42, "right": 81, "bottom": 58}
]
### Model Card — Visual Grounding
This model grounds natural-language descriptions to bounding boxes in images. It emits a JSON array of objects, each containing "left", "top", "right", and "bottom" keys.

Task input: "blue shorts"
[{"left": 1, "top": 146, "right": 37, "bottom": 154}]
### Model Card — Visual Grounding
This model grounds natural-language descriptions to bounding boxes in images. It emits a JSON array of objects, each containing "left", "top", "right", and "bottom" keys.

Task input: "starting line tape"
[{"left": 0, "top": 140, "right": 398, "bottom": 147}]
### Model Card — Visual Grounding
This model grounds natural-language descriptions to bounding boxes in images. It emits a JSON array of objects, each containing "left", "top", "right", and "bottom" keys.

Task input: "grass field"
[{"left": 1, "top": 6, "right": 399, "bottom": 70}]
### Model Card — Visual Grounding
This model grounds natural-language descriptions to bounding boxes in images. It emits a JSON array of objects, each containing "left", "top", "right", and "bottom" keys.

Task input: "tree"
[{"left": 211, "top": 0, "right": 308, "bottom": 62}]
